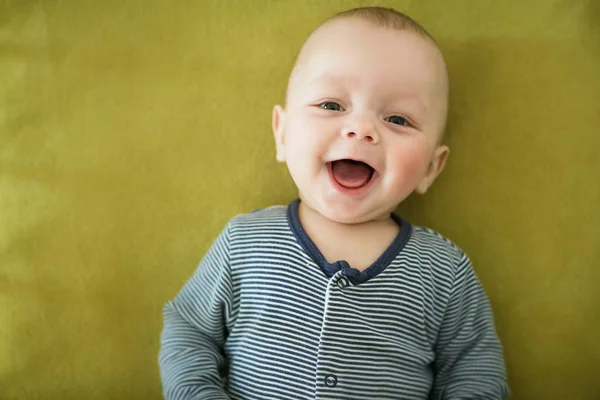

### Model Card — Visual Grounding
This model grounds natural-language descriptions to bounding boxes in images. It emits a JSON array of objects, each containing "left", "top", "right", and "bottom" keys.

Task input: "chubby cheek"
[
  {"left": 385, "top": 139, "right": 432, "bottom": 190},
  {"left": 284, "top": 114, "right": 332, "bottom": 161},
  {"left": 282, "top": 117, "right": 331, "bottom": 186}
]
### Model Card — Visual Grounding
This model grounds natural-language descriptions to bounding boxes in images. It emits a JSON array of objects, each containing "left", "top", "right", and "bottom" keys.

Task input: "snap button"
[
  {"left": 337, "top": 277, "right": 349, "bottom": 289},
  {"left": 324, "top": 374, "right": 338, "bottom": 387}
]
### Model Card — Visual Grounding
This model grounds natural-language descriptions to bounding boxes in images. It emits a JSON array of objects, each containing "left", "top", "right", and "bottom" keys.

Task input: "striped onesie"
[{"left": 159, "top": 199, "right": 509, "bottom": 399}]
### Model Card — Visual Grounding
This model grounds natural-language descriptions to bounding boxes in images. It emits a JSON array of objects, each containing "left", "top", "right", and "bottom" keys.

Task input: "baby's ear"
[
  {"left": 416, "top": 145, "right": 450, "bottom": 194},
  {"left": 272, "top": 105, "right": 286, "bottom": 162}
]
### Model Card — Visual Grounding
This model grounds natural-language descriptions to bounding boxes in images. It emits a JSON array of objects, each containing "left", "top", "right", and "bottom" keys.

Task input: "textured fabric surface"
[
  {"left": 159, "top": 202, "right": 509, "bottom": 399},
  {"left": 1, "top": 1, "right": 599, "bottom": 399}
]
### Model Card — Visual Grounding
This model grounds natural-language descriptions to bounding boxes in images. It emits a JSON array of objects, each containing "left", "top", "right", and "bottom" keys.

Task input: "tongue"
[{"left": 331, "top": 160, "right": 373, "bottom": 188}]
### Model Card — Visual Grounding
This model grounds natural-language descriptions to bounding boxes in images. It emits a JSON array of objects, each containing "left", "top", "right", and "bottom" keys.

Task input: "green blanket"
[{"left": 1, "top": 1, "right": 599, "bottom": 398}]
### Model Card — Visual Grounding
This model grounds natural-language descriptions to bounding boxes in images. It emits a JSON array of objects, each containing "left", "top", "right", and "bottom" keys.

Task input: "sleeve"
[
  {"left": 158, "top": 222, "right": 234, "bottom": 400},
  {"left": 431, "top": 253, "right": 511, "bottom": 400}
]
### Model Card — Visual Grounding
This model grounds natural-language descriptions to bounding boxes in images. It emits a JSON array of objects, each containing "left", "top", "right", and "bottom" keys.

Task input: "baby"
[{"left": 159, "top": 6, "right": 510, "bottom": 400}]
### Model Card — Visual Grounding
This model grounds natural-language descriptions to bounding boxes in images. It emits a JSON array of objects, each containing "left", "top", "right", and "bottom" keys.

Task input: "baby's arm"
[
  {"left": 159, "top": 225, "right": 233, "bottom": 400},
  {"left": 431, "top": 253, "right": 510, "bottom": 399}
]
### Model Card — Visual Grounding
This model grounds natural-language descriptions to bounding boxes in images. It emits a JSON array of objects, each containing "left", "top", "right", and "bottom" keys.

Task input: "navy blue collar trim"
[{"left": 286, "top": 198, "right": 412, "bottom": 285}]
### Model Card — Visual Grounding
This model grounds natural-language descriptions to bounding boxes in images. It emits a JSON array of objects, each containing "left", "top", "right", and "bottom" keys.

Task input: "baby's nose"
[
  {"left": 341, "top": 119, "right": 379, "bottom": 143},
  {"left": 344, "top": 130, "right": 376, "bottom": 142}
]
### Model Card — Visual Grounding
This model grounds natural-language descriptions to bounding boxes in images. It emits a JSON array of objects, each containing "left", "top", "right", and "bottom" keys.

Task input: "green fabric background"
[{"left": 1, "top": 0, "right": 599, "bottom": 399}]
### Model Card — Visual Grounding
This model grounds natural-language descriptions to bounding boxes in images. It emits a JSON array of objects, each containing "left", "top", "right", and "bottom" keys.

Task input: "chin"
[
  {"left": 317, "top": 201, "right": 383, "bottom": 225},
  {"left": 324, "top": 212, "right": 365, "bottom": 224}
]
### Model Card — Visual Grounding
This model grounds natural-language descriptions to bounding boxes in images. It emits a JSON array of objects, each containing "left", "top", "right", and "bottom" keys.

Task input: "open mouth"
[{"left": 328, "top": 159, "right": 375, "bottom": 189}]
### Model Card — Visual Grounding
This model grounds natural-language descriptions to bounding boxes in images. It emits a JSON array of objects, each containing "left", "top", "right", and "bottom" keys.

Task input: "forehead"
[{"left": 292, "top": 19, "right": 447, "bottom": 104}]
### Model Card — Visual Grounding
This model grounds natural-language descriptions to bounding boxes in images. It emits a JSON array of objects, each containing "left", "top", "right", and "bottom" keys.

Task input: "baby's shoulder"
[
  {"left": 407, "top": 225, "right": 469, "bottom": 266},
  {"left": 225, "top": 204, "right": 290, "bottom": 234}
]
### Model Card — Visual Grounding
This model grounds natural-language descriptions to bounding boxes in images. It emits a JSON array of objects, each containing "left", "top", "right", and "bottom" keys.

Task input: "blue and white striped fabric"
[{"left": 159, "top": 199, "right": 509, "bottom": 399}]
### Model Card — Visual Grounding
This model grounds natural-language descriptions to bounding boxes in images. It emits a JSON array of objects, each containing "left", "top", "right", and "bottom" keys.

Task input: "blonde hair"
[
  {"left": 287, "top": 6, "right": 448, "bottom": 137},
  {"left": 322, "top": 6, "right": 448, "bottom": 138},
  {"left": 325, "top": 6, "right": 437, "bottom": 44}
]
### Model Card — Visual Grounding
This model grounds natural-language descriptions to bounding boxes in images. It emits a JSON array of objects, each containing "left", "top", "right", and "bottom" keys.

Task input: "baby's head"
[{"left": 273, "top": 7, "right": 450, "bottom": 224}]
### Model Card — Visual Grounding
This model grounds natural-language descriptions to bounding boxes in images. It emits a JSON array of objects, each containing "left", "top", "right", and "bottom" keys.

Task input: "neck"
[{"left": 297, "top": 199, "right": 398, "bottom": 239}]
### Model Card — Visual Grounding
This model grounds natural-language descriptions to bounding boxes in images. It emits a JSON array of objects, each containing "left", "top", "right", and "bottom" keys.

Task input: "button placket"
[
  {"left": 336, "top": 276, "right": 350, "bottom": 289},
  {"left": 317, "top": 272, "right": 354, "bottom": 397},
  {"left": 324, "top": 374, "right": 338, "bottom": 387}
]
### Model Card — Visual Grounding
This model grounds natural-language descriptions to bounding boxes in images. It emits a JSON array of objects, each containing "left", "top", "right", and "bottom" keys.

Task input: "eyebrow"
[
  {"left": 386, "top": 92, "right": 429, "bottom": 115},
  {"left": 302, "top": 71, "right": 430, "bottom": 116},
  {"left": 304, "top": 72, "right": 359, "bottom": 87}
]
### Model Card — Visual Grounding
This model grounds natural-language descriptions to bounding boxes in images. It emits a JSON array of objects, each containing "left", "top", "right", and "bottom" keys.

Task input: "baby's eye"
[
  {"left": 386, "top": 115, "right": 409, "bottom": 126},
  {"left": 319, "top": 101, "right": 344, "bottom": 111}
]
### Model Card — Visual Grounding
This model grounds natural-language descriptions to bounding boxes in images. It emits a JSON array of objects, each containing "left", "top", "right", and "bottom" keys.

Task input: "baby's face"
[{"left": 273, "top": 18, "right": 449, "bottom": 224}]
